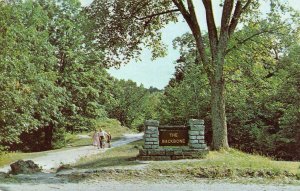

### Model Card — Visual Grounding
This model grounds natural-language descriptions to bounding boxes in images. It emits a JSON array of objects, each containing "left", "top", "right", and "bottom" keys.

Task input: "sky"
[{"left": 81, "top": 0, "right": 300, "bottom": 89}]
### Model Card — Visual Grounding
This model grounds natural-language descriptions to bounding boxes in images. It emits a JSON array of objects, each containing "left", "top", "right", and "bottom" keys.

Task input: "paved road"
[
  {"left": 0, "top": 133, "right": 144, "bottom": 173},
  {"left": 0, "top": 180, "right": 299, "bottom": 191}
]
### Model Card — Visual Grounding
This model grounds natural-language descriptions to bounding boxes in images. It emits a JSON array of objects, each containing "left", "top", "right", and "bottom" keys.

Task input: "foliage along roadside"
[
  {"left": 159, "top": 24, "right": 300, "bottom": 160},
  {"left": 87, "top": 0, "right": 300, "bottom": 158},
  {"left": 87, "top": 0, "right": 300, "bottom": 150},
  {"left": 0, "top": 0, "right": 106, "bottom": 152},
  {"left": 0, "top": 0, "right": 158, "bottom": 153}
]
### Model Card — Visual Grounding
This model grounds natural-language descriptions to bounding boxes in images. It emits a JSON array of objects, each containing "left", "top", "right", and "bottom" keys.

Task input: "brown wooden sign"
[{"left": 159, "top": 126, "right": 188, "bottom": 146}]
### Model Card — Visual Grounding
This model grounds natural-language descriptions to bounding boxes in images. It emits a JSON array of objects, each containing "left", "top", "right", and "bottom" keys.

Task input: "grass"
[
  {"left": 150, "top": 149, "right": 300, "bottom": 175},
  {"left": 65, "top": 132, "right": 92, "bottom": 147},
  {"left": 68, "top": 140, "right": 300, "bottom": 183},
  {"left": 72, "top": 140, "right": 143, "bottom": 169},
  {"left": 148, "top": 149, "right": 300, "bottom": 183},
  {"left": 0, "top": 151, "right": 46, "bottom": 168}
]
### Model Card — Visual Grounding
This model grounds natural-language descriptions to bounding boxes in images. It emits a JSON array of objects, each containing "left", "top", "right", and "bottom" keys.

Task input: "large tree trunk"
[
  {"left": 210, "top": 52, "right": 229, "bottom": 150},
  {"left": 211, "top": 79, "right": 228, "bottom": 150}
]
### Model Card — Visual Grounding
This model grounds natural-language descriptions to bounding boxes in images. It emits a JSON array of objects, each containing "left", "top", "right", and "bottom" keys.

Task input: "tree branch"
[
  {"left": 173, "top": 0, "right": 210, "bottom": 76},
  {"left": 226, "top": 27, "right": 283, "bottom": 54},
  {"left": 220, "top": 0, "right": 234, "bottom": 34},
  {"left": 228, "top": 0, "right": 252, "bottom": 36},
  {"left": 136, "top": 9, "right": 180, "bottom": 20},
  {"left": 172, "top": 0, "right": 190, "bottom": 20},
  {"left": 202, "top": 0, "right": 218, "bottom": 51}
]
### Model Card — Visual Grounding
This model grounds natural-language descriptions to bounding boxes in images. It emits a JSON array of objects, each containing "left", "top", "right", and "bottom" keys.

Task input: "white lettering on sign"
[
  {"left": 169, "top": 133, "right": 178, "bottom": 138},
  {"left": 161, "top": 139, "right": 186, "bottom": 144}
]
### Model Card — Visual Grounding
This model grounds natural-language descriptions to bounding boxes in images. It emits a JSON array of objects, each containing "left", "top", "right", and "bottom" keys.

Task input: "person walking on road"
[
  {"left": 99, "top": 128, "right": 108, "bottom": 148},
  {"left": 92, "top": 130, "right": 101, "bottom": 149},
  {"left": 106, "top": 131, "right": 112, "bottom": 148}
]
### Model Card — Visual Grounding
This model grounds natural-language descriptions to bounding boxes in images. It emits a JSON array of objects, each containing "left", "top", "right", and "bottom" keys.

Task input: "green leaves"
[
  {"left": 160, "top": 10, "right": 300, "bottom": 159},
  {"left": 87, "top": 0, "right": 178, "bottom": 66},
  {"left": 0, "top": 0, "right": 109, "bottom": 151},
  {"left": 0, "top": 1, "right": 63, "bottom": 146},
  {"left": 107, "top": 79, "right": 148, "bottom": 128}
]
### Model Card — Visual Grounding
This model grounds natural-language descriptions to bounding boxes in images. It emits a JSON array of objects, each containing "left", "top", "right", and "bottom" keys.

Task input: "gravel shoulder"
[{"left": 1, "top": 180, "right": 300, "bottom": 191}]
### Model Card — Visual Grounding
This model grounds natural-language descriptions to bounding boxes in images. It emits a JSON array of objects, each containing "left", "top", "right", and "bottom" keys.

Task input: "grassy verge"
[
  {"left": 66, "top": 140, "right": 300, "bottom": 184},
  {"left": 72, "top": 140, "right": 142, "bottom": 169},
  {"left": 148, "top": 149, "right": 300, "bottom": 183},
  {"left": 0, "top": 152, "right": 46, "bottom": 169}
]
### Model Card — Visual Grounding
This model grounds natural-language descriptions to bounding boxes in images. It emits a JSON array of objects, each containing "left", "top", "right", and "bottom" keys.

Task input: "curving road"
[{"left": 0, "top": 133, "right": 144, "bottom": 173}]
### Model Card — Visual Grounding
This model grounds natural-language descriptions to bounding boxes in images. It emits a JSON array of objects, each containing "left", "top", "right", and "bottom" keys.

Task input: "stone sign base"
[
  {"left": 137, "top": 119, "right": 208, "bottom": 161},
  {"left": 137, "top": 148, "right": 208, "bottom": 161}
]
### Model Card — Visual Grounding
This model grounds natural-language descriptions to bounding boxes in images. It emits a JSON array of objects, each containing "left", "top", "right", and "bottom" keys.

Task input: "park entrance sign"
[
  {"left": 159, "top": 126, "right": 188, "bottom": 146},
  {"left": 137, "top": 119, "right": 208, "bottom": 160}
]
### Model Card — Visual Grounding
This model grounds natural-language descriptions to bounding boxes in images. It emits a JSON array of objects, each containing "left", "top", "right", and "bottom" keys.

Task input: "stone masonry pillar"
[
  {"left": 143, "top": 120, "right": 159, "bottom": 149},
  {"left": 188, "top": 119, "right": 207, "bottom": 149}
]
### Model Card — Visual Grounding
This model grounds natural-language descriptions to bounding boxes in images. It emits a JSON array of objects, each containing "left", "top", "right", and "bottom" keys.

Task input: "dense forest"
[{"left": 0, "top": 0, "right": 299, "bottom": 160}]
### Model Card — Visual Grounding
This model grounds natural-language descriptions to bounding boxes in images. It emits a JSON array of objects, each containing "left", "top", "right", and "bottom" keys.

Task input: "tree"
[
  {"left": 0, "top": 0, "right": 67, "bottom": 151},
  {"left": 159, "top": 17, "right": 299, "bottom": 159},
  {"left": 36, "top": 0, "right": 110, "bottom": 132},
  {"left": 88, "top": 0, "right": 298, "bottom": 149},
  {"left": 107, "top": 79, "right": 148, "bottom": 128},
  {"left": 0, "top": 0, "right": 112, "bottom": 151},
  {"left": 268, "top": 44, "right": 300, "bottom": 160},
  {"left": 161, "top": 33, "right": 210, "bottom": 124}
]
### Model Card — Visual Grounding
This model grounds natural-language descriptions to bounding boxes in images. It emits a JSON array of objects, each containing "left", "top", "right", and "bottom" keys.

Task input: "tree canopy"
[
  {"left": 0, "top": 0, "right": 299, "bottom": 160},
  {"left": 87, "top": 0, "right": 299, "bottom": 150}
]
